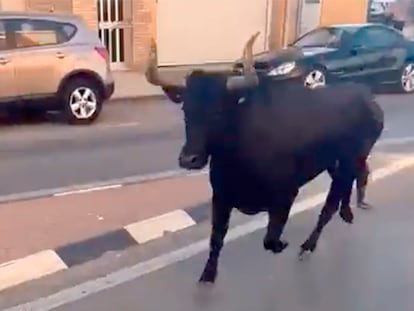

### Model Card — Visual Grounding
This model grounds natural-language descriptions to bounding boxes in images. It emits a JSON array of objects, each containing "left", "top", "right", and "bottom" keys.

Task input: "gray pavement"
[
  {"left": 0, "top": 93, "right": 413, "bottom": 196},
  {"left": 56, "top": 166, "right": 414, "bottom": 311},
  {"left": 3, "top": 154, "right": 412, "bottom": 311}
]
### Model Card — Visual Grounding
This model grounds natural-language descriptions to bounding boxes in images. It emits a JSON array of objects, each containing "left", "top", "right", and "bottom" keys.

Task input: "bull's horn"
[
  {"left": 227, "top": 32, "right": 260, "bottom": 90},
  {"left": 145, "top": 38, "right": 186, "bottom": 87}
]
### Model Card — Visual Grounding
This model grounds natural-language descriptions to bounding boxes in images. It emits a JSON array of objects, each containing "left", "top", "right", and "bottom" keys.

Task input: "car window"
[
  {"left": 292, "top": 27, "right": 345, "bottom": 48},
  {"left": 352, "top": 27, "right": 402, "bottom": 49},
  {"left": 8, "top": 18, "right": 77, "bottom": 49},
  {"left": 0, "top": 20, "right": 6, "bottom": 51}
]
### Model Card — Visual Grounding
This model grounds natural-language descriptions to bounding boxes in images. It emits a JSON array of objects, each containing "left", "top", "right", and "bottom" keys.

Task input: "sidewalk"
[{"left": 110, "top": 63, "right": 233, "bottom": 102}]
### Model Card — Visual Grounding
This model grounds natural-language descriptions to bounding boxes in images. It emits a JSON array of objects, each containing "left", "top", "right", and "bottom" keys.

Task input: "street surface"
[
  {"left": 0, "top": 93, "right": 413, "bottom": 197},
  {"left": 51, "top": 166, "right": 414, "bottom": 311},
  {"left": 0, "top": 93, "right": 414, "bottom": 310},
  {"left": 55, "top": 169, "right": 414, "bottom": 311},
  {"left": 0, "top": 147, "right": 413, "bottom": 311}
]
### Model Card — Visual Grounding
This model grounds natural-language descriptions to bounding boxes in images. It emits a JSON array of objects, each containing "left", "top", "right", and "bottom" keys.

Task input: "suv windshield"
[{"left": 292, "top": 27, "right": 347, "bottom": 48}]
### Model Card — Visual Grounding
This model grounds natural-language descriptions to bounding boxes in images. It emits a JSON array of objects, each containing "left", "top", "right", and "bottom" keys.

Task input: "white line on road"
[
  {"left": 0, "top": 251, "right": 67, "bottom": 292},
  {"left": 0, "top": 135, "right": 412, "bottom": 204},
  {"left": 53, "top": 184, "right": 123, "bottom": 197},
  {"left": 376, "top": 135, "right": 414, "bottom": 146},
  {"left": 96, "top": 122, "right": 141, "bottom": 129},
  {"left": 6, "top": 154, "right": 414, "bottom": 311}
]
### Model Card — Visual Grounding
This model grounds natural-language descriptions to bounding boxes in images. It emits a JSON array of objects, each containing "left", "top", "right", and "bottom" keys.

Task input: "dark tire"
[
  {"left": 60, "top": 77, "right": 103, "bottom": 125},
  {"left": 396, "top": 62, "right": 414, "bottom": 94}
]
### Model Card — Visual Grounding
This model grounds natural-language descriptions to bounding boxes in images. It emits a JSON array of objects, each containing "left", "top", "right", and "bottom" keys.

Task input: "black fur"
[{"left": 167, "top": 71, "right": 384, "bottom": 283}]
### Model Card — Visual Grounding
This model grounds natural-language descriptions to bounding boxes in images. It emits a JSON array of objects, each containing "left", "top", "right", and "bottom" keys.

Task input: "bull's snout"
[{"left": 178, "top": 152, "right": 208, "bottom": 170}]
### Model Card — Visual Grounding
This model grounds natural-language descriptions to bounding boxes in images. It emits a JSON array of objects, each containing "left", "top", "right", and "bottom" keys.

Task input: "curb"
[
  {"left": 108, "top": 94, "right": 166, "bottom": 103},
  {"left": 0, "top": 204, "right": 209, "bottom": 292},
  {"left": 0, "top": 169, "right": 208, "bottom": 206}
]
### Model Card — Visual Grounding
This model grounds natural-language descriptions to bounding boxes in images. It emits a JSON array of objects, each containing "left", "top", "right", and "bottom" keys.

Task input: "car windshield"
[{"left": 292, "top": 27, "right": 347, "bottom": 48}]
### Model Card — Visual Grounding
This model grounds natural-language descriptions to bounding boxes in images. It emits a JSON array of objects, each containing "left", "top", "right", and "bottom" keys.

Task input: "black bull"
[{"left": 162, "top": 72, "right": 384, "bottom": 284}]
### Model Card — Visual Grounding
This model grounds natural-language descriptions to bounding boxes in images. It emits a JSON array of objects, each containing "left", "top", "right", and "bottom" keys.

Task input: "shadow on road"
[{"left": 0, "top": 108, "right": 65, "bottom": 128}]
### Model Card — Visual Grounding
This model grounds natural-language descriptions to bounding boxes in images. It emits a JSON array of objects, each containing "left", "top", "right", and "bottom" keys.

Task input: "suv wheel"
[{"left": 61, "top": 78, "right": 103, "bottom": 124}]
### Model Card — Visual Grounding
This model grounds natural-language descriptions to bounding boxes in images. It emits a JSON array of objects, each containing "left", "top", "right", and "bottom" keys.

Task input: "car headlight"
[{"left": 267, "top": 62, "right": 296, "bottom": 76}]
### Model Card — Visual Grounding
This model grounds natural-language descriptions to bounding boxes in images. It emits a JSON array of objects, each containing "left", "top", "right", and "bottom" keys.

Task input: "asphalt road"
[
  {"left": 2, "top": 149, "right": 414, "bottom": 311},
  {"left": 0, "top": 93, "right": 414, "bottom": 196}
]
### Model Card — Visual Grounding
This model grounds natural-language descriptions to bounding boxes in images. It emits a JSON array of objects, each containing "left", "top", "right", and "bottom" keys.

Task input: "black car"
[{"left": 234, "top": 23, "right": 414, "bottom": 93}]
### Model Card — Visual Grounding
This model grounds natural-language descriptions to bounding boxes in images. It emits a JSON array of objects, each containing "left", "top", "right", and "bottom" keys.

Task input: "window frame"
[
  {"left": 2, "top": 17, "right": 78, "bottom": 50},
  {"left": 351, "top": 25, "right": 404, "bottom": 49}
]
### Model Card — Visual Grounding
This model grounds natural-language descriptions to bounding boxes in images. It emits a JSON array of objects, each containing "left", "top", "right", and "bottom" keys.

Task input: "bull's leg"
[
  {"left": 338, "top": 180, "right": 355, "bottom": 224},
  {"left": 263, "top": 188, "right": 298, "bottom": 254},
  {"left": 300, "top": 170, "right": 354, "bottom": 257},
  {"left": 327, "top": 162, "right": 355, "bottom": 224},
  {"left": 199, "top": 199, "right": 232, "bottom": 284}
]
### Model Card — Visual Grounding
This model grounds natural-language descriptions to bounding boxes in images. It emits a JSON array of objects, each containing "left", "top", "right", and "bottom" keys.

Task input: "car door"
[
  {"left": 333, "top": 28, "right": 378, "bottom": 83},
  {"left": 326, "top": 29, "right": 370, "bottom": 83},
  {"left": 361, "top": 26, "right": 406, "bottom": 83},
  {"left": 0, "top": 19, "right": 18, "bottom": 101},
  {"left": 350, "top": 26, "right": 405, "bottom": 84},
  {"left": 6, "top": 18, "right": 75, "bottom": 98}
]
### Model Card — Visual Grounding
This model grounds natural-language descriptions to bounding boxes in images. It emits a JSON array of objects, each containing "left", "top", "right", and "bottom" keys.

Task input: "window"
[
  {"left": 293, "top": 27, "right": 346, "bottom": 48},
  {"left": 8, "top": 19, "right": 77, "bottom": 49},
  {"left": 352, "top": 27, "right": 402, "bottom": 49},
  {"left": 0, "top": 21, "right": 6, "bottom": 51}
]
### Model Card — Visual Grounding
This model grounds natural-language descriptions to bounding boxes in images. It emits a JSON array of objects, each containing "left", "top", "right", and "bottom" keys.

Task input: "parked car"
[
  {"left": 0, "top": 11, "right": 114, "bottom": 124},
  {"left": 233, "top": 23, "right": 414, "bottom": 93}
]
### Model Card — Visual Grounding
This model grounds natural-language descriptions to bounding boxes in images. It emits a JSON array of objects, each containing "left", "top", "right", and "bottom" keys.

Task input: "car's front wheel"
[
  {"left": 399, "top": 62, "right": 414, "bottom": 94},
  {"left": 303, "top": 68, "right": 327, "bottom": 89},
  {"left": 61, "top": 78, "right": 103, "bottom": 125}
]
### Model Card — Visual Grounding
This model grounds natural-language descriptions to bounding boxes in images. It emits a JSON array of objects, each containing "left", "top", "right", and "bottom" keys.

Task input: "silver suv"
[{"left": 0, "top": 11, "right": 115, "bottom": 124}]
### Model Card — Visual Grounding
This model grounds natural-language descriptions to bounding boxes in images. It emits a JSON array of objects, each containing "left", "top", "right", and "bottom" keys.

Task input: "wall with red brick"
[
  {"left": 131, "top": 0, "right": 155, "bottom": 70},
  {"left": 26, "top": 0, "right": 72, "bottom": 13},
  {"left": 72, "top": 0, "right": 98, "bottom": 30}
]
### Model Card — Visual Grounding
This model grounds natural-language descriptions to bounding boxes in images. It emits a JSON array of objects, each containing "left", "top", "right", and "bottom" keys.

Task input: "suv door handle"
[
  {"left": 56, "top": 52, "right": 65, "bottom": 59},
  {"left": 0, "top": 57, "right": 9, "bottom": 65}
]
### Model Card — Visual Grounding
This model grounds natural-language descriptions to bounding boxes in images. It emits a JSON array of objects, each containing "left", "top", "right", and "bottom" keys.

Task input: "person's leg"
[{"left": 356, "top": 160, "right": 371, "bottom": 209}]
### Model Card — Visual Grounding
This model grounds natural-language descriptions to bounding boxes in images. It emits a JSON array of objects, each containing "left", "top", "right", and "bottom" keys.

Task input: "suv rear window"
[{"left": 8, "top": 18, "right": 77, "bottom": 48}]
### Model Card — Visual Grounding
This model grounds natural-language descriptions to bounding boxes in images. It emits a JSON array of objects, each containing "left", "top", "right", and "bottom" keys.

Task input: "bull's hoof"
[
  {"left": 339, "top": 206, "right": 354, "bottom": 224},
  {"left": 357, "top": 202, "right": 373, "bottom": 210},
  {"left": 299, "top": 240, "right": 317, "bottom": 260},
  {"left": 198, "top": 265, "right": 217, "bottom": 284},
  {"left": 263, "top": 238, "right": 289, "bottom": 254}
]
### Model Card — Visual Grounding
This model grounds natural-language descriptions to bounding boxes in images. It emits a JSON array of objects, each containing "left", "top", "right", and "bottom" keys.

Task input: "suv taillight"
[{"left": 95, "top": 46, "right": 109, "bottom": 62}]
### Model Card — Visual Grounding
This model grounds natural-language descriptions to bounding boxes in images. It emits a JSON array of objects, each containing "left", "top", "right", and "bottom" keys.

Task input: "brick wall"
[
  {"left": 72, "top": 0, "right": 98, "bottom": 30},
  {"left": 131, "top": 0, "right": 156, "bottom": 70},
  {"left": 26, "top": 0, "right": 72, "bottom": 13}
]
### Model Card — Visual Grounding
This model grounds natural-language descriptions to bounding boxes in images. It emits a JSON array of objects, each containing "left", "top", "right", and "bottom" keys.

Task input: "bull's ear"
[{"left": 162, "top": 86, "right": 185, "bottom": 104}]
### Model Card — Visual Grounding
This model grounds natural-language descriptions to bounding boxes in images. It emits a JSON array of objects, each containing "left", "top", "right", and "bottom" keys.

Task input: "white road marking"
[
  {"left": 53, "top": 184, "right": 123, "bottom": 197},
  {"left": 125, "top": 210, "right": 196, "bottom": 244},
  {"left": 0, "top": 250, "right": 67, "bottom": 292},
  {"left": 376, "top": 135, "right": 414, "bottom": 146},
  {"left": 0, "top": 169, "right": 209, "bottom": 204},
  {"left": 96, "top": 122, "right": 141, "bottom": 129},
  {"left": 5, "top": 155, "right": 414, "bottom": 311}
]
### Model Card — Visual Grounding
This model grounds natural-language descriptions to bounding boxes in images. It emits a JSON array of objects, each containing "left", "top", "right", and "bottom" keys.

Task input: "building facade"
[{"left": 0, "top": 0, "right": 369, "bottom": 72}]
